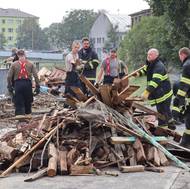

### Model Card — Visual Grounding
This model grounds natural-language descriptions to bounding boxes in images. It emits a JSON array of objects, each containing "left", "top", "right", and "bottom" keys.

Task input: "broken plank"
[
  {"left": 99, "top": 85, "right": 112, "bottom": 106},
  {"left": 110, "top": 136, "right": 168, "bottom": 145},
  {"left": 24, "top": 168, "right": 48, "bottom": 182},
  {"left": 70, "top": 165, "right": 93, "bottom": 175},
  {"left": 59, "top": 150, "right": 68, "bottom": 175},
  {"left": 70, "top": 87, "right": 88, "bottom": 102},
  {"left": 133, "top": 138, "right": 146, "bottom": 163},
  {"left": 79, "top": 75, "right": 99, "bottom": 96}
]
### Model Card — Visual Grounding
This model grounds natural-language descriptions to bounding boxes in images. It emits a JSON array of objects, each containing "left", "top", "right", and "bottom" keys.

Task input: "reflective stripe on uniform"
[
  {"left": 87, "top": 77, "right": 96, "bottom": 81},
  {"left": 152, "top": 73, "right": 168, "bottom": 81},
  {"left": 148, "top": 81, "right": 158, "bottom": 88},
  {"left": 181, "top": 77, "right": 190, "bottom": 85},
  {"left": 177, "top": 89, "right": 186, "bottom": 97},
  {"left": 172, "top": 106, "right": 181, "bottom": 112},
  {"left": 159, "top": 125, "right": 168, "bottom": 129},
  {"left": 149, "top": 90, "right": 173, "bottom": 105},
  {"left": 92, "top": 59, "right": 99, "bottom": 64},
  {"left": 184, "top": 129, "right": 190, "bottom": 135}
]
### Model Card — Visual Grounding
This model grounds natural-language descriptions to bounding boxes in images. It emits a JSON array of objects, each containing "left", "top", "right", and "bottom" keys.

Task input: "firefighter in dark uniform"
[
  {"left": 78, "top": 37, "right": 99, "bottom": 94},
  {"left": 7, "top": 49, "right": 40, "bottom": 117},
  {"left": 135, "top": 48, "right": 173, "bottom": 129},
  {"left": 172, "top": 47, "right": 190, "bottom": 148}
]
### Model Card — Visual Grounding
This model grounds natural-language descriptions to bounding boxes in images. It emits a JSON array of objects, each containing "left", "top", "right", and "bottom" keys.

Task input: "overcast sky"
[{"left": 1, "top": 0, "right": 149, "bottom": 28}]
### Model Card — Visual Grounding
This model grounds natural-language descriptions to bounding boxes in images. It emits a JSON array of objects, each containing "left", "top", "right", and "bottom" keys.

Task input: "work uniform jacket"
[
  {"left": 173, "top": 56, "right": 190, "bottom": 112},
  {"left": 78, "top": 47, "right": 99, "bottom": 81},
  {"left": 140, "top": 58, "right": 172, "bottom": 106}
]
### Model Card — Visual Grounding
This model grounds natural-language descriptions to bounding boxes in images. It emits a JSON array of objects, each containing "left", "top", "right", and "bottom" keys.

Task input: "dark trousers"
[
  {"left": 14, "top": 79, "right": 33, "bottom": 115},
  {"left": 185, "top": 106, "right": 190, "bottom": 130},
  {"left": 156, "top": 97, "right": 172, "bottom": 127},
  {"left": 65, "top": 71, "right": 81, "bottom": 98},
  {"left": 103, "top": 75, "right": 117, "bottom": 84}
]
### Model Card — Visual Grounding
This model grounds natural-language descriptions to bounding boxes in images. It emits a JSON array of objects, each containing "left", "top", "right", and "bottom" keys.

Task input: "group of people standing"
[{"left": 64, "top": 37, "right": 128, "bottom": 97}]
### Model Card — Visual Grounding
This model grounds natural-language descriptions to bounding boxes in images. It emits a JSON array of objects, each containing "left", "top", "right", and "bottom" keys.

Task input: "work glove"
[
  {"left": 141, "top": 89, "right": 150, "bottom": 100},
  {"left": 34, "top": 85, "right": 40, "bottom": 96}
]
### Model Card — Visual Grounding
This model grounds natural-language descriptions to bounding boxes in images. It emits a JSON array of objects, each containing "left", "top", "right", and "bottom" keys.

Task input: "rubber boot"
[{"left": 179, "top": 133, "right": 190, "bottom": 149}]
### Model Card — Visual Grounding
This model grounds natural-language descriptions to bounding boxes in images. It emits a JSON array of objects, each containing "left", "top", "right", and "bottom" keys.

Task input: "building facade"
[
  {"left": 129, "top": 9, "right": 151, "bottom": 27},
  {"left": 89, "top": 12, "right": 131, "bottom": 60},
  {"left": 0, "top": 8, "right": 39, "bottom": 49}
]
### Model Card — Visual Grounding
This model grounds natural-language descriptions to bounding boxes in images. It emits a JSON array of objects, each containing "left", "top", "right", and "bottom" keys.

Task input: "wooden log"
[
  {"left": 133, "top": 138, "right": 146, "bottom": 163},
  {"left": 47, "top": 143, "right": 58, "bottom": 177},
  {"left": 0, "top": 142, "right": 18, "bottom": 161},
  {"left": 127, "top": 146, "right": 137, "bottom": 166},
  {"left": 24, "top": 168, "right": 48, "bottom": 182},
  {"left": 110, "top": 136, "right": 168, "bottom": 145},
  {"left": 70, "top": 165, "right": 93, "bottom": 175},
  {"left": 0, "top": 123, "right": 64, "bottom": 177},
  {"left": 147, "top": 146, "right": 160, "bottom": 166},
  {"left": 59, "top": 150, "right": 68, "bottom": 175},
  {"left": 145, "top": 167, "right": 164, "bottom": 173},
  {"left": 121, "top": 165, "right": 145, "bottom": 173}
]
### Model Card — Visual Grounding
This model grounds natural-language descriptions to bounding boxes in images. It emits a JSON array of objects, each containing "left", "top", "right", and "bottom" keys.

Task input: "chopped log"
[
  {"left": 24, "top": 168, "right": 48, "bottom": 182},
  {"left": 0, "top": 123, "right": 64, "bottom": 177},
  {"left": 158, "top": 149, "right": 169, "bottom": 166},
  {"left": 59, "top": 150, "right": 68, "bottom": 175},
  {"left": 121, "top": 165, "right": 145, "bottom": 173},
  {"left": 99, "top": 85, "right": 112, "bottom": 106},
  {"left": 133, "top": 138, "right": 146, "bottom": 163},
  {"left": 47, "top": 143, "right": 58, "bottom": 177},
  {"left": 70, "top": 165, "right": 93, "bottom": 175},
  {"left": 127, "top": 146, "right": 137, "bottom": 166},
  {"left": 110, "top": 136, "right": 168, "bottom": 145},
  {"left": 0, "top": 142, "right": 18, "bottom": 161},
  {"left": 79, "top": 75, "right": 99, "bottom": 96},
  {"left": 70, "top": 87, "right": 88, "bottom": 101},
  {"left": 147, "top": 146, "right": 160, "bottom": 166}
]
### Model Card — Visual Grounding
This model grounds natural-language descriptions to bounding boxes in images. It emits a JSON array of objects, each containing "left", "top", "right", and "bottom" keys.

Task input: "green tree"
[
  {"left": 17, "top": 18, "right": 50, "bottom": 50},
  {"left": 118, "top": 16, "right": 174, "bottom": 68},
  {"left": 60, "top": 9, "right": 98, "bottom": 48},
  {"left": 146, "top": 0, "right": 190, "bottom": 47},
  {"left": 0, "top": 33, "right": 6, "bottom": 49},
  {"left": 43, "top": 23, "right": 63, "bottom": 49}
]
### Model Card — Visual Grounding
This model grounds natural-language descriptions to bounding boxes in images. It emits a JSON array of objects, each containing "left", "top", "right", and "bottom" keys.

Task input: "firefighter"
[
  {"left": 135, "top": 48, "right": 173, "bottom": 129},
  {"left": 78, "top": 37, "right": 99, "bottom": 94},
  {"left": 172, "top": 47, "right": 190, "bottom": 148},
  {"left": 65, "top": 41, "right": 81, "bottom": 97},
  {"left": 7, "top": 49, "right": 40, "bottom": 117},
  {"left": 97, "top": 48, "right": 122, "bottom": 84}
]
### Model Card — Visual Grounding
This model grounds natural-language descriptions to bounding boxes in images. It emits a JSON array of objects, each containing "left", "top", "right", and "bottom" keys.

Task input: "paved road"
[{"left": 0, "top": 166, "right": 189, "bottom": 189}]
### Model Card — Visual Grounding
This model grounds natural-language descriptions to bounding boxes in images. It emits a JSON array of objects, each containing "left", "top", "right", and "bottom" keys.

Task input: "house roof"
[
  {"left": 0, "top": 8, "right": 38, "bottom": 18},
  {"left": 104, "top": 12, "right": 131, "bottom": 33},
  {"left": 129, "top": 9, "right": 151, "bottom": 17}
]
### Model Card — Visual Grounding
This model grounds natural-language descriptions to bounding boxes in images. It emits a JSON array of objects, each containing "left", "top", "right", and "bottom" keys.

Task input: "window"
[
  {"left": 97, "top": 38, "right": 101, "bottom": 44},
  {"left": 7, "top": 19, "right": 13, "bottom": 24},
  {"left": 102, "top": 38, "right": 105, "bottom": 43},
  {"left": 8, "top": 28, "right": 13, "bottom": 32},
  {"left": 8, "top": 36, "right": 13, "bottom": 41},
  {"left": 2, "top": 19, "right": 6, "bottom": 24},
  {"left": 2, "top": 28, "right": 5, "bottom": 32}
]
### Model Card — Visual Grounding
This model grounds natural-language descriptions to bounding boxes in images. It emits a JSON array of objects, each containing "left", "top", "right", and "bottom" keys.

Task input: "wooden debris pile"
[{"left": 0, "top": 96, "right": 189, "bottom": 181}]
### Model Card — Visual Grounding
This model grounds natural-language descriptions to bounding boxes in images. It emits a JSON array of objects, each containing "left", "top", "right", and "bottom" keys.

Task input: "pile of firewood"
[{"left": 0, "top": 74, "right": 190, "bottom": 181}]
